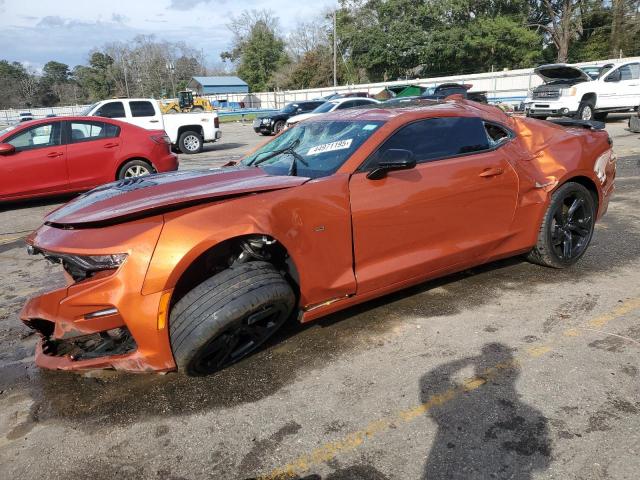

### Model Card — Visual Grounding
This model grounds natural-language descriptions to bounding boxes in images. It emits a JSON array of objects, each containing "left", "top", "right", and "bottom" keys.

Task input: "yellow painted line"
[
  {"left": 0, "top": 235, "right": 25, "bottom": 245},
  {"left": 258, "top": 296, "right": 640, "bottom": 479},
  {"left": 589, "top": 297, "right": 640, "bottom": 328}
]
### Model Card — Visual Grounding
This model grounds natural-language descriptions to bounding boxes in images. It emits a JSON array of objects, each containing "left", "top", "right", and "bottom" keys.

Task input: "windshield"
[
  {"left": 312, "top": 101, "right": 338, "bottom": 113},
  {"left": 280, "top": 103, "right": 297, "bottom": 114},
  {"left": 241, "top": 120, "right": 384, "bottom": 179},
  {"left": 79, "top": 102, "right": 99, "bottom": 116}
]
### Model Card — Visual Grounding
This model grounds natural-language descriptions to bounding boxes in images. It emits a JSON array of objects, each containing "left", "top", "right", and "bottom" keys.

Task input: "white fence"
[{"left": 1, "top": 55, "right": 637, "bottom": 125}]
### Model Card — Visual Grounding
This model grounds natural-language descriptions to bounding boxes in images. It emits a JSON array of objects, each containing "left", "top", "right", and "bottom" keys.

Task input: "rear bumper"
[{"left": 155, "top": 152, "right": 179, "bottom": 173}]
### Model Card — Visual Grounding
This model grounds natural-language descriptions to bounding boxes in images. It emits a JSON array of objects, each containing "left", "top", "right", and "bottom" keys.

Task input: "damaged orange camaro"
[{"left": 21, "top": 98, "right": 616, "bottom": 375}]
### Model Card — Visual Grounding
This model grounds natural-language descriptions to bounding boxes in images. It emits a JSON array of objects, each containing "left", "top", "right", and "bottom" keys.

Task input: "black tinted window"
[
  {"left": 336, "top": 101, "right": 356, "bottom": 110},
  {"left": 371, "top": 117, "right": 490, "bottom": 165},
  {"left": 130, "top": 101, "right": 156, "bottom": 117},
  {"left": 96, "top": 101, "right": 125, "bottom": 118}
]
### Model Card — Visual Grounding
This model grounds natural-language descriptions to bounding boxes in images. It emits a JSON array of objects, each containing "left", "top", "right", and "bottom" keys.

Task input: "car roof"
[
  {"left": 318, "top": 97, "right": 510, "bottom": 125},
  {"left": 0, "top": 115, "right": 134, "bottom": 137}
]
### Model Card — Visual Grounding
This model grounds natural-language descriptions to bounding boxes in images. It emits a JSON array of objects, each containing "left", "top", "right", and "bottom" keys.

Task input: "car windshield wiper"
[{"left": 248, "top": 139, "right": 309, "bottom": 176}]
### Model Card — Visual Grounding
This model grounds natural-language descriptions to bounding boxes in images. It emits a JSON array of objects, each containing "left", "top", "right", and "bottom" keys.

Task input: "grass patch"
[{"left": 218, "top": 113, "right": 257, "bottom": 123}]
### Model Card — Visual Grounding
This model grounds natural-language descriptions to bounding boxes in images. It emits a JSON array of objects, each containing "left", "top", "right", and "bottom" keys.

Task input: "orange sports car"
[{"left": 21, "top": 98, "right": 616, "bottom": 375}]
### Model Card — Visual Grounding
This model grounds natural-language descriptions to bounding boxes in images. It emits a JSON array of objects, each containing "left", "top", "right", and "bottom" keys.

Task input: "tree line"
[
  {"left": 0, "top": 36, "right": 208, "bottom": 109},
  {"left": 1, "top": 0, "right": 638, "bottom": 108},
  {"left": 225, "top": 0, "right": 640, "bottom": 91}
]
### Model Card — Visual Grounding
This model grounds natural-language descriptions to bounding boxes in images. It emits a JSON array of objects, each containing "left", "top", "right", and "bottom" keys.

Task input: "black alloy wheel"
[
  {"left": 189, "top": 303, "right": 289, "bottom": 375},
  {"left": 527, "top": 182, "right": 596, "bottom": 268}
]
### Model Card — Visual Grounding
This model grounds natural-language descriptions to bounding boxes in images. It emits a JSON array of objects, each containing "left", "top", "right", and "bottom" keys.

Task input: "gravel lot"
[{"left": 0, "top": 116, "right": 639, "bottom": 480}]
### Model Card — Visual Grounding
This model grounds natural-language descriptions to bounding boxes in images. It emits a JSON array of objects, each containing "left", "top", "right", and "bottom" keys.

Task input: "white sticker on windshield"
[
  {"left": 307, "top": 139, "right": 353, "bottom": 156},
  {"left": 362, "top": 124, "right": 378, "bottom": 131}
]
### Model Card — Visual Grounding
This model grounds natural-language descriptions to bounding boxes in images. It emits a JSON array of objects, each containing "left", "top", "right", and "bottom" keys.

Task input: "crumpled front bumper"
[{"left": 20, "top": 217, "right": 177, "bottom": 373}]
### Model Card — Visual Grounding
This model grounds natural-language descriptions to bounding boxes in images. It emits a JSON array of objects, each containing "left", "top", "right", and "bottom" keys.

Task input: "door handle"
[
  {"left": 479, "top": 167, "right": 504, "bottom": 178},
  {"left": 103, "top": 142, "right": 119, "bottom": 148},
  {"left": 46, "top": 151, "right": 63, "bottom": 158},
  {"left": 149, "top": 120, "right": 160, "bottom": 123}
]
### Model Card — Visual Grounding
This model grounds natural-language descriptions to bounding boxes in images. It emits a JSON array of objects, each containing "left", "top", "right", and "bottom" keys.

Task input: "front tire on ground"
[
  {"left": 272, "top": 120, "right": 285, "bottom": 135},
  {"left": 178, "top": 130, "right": 203, "bottom": 154},
  {"left": 577, "top": 100, "right": 595, "bottom": 121},
  {"left": 526, "top": 182, "right": 596, "bottom": 269},
  {"left": 170, "top": 261, "right": 295, "bottom": 376}
]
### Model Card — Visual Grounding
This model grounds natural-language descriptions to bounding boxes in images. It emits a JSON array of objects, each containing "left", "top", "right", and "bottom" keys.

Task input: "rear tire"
[
  {"left": 170, "top": 261, "right": 295, "bottom": 376},
  {"left": 526, "top": 182, "right": 595, "bottom": 269},
  {"left": 178, "top": 130, "right": 203, "bottom": 154},
  {"left": 191, "top": 106, "right": 204, "bottom": 112},
  {"left": 117, "top": 159, "right": 154, "bottom": 180}
]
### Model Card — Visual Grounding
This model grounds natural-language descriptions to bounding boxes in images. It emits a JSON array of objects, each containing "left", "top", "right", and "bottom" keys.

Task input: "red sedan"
[{"left": 0, "top": 116, "right": 178, "bottom": 201}]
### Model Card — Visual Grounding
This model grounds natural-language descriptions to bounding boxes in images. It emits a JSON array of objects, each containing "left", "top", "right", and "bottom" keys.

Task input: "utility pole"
[
  {"left": 122, "top": 58, "right": 130, "bottom": 98},
  {"left": 333, "top": 10, "right": 337, "bottom": 88}
]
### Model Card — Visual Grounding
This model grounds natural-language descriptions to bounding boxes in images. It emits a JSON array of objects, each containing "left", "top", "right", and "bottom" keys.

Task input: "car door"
[
  {"left": 127, "top": 100, "right": 162, "bottom": 130},
  {"left": 0, "top": 122, "right": 67, "bottom": 199},
  {"left": 65, "top": 120, "right": 122, "bottom": 189},
  {"left": 349, "top": 116, "right": 519, "bottom": 294},
  {"left": 599, "top": 64, "right": 639, "bottom": 109}
]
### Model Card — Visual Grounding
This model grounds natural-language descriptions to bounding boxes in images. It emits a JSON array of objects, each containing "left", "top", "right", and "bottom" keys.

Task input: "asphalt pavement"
[{"left": 0, "top": 116, "right": 639, "bottom": 480}]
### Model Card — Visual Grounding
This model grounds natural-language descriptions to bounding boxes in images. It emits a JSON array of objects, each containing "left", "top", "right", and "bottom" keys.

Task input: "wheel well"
[
  {"left": 177, "top": 125, "right": 204, "bottom": 139},
  {"left": 580, "top": 93, "right": 597, "bottom": 105},
  {"left": 564, "top": 176, "right": 599, "bottom": 210},
  {"left": 170, "top": 234, "right": 301, "bottom": 310},
  {"left": 115, "top": 157, "right": 154, "bottom": 180}
]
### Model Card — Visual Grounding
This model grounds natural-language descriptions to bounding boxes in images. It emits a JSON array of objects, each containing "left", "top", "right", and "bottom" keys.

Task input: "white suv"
[{"left": 524, "top": 61, "right": 640, "bottom": 121}]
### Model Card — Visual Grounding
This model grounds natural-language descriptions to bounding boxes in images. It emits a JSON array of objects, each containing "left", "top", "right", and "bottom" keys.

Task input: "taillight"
[
  {"left": 214, "top": 116, "right": 220, "bottom": 128},
  {"left": 150, "top": 134, "right": 171, "bottom": 145}
]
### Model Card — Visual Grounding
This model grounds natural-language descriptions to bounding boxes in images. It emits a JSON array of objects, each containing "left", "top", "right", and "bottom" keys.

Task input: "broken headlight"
[{"left": 27, "top": 246, "right": 127, "bottom": 281}]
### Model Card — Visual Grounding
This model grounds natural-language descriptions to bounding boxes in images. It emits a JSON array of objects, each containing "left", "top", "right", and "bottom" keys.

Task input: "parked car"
[
  {"left": 82, "top": 98, "right": 221, "bottom": 154},
  {"left": 285, "top": 97, "right": 380, "bottom": 127},
  {"left": 252, "top": 101, "right": 325, "bottom": 135},
  {"left": 524, "top": 61, "right": 640, "bottom": 121},
  {"left": 21, "top": 98, "right": 615, "bottom": 375},
  {"left": 320, "top": 92, "right": 372, "bottom": 100},
  {"left": 0, "top": 116, "right": 178, "bottom": 202},
  {"left": 421, "top": 83, "right": 488, "bottom": 103}
]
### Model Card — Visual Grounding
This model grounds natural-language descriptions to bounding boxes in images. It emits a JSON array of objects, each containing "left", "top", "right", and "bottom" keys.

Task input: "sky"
[{"left": 0, "top": 0, "right": 337, "bottom": 71}]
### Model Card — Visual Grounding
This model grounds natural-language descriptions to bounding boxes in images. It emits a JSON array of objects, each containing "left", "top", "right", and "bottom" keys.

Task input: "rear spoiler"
[{"left": 547, "top": 118, "right": 605, "bottom": 130}]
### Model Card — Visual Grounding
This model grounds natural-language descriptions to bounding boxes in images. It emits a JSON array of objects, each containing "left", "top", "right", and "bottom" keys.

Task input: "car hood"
[
  {"left": 286, "top": 112, "right": 317, "bottom": 124},
  {"left": 45, "top": 168, "right": 310, "bottom": 227},
  {"left": 534, "top": 64, "right": 591, "bottom": 84}
]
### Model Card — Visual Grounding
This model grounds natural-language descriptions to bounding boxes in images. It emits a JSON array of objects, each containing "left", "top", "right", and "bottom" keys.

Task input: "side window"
[
  {"left": 625, "top": 63, "right": 640, "bottom": 80},
  {"left": 335, "top": 100, "right": 356, "bottom": 110},
  {"left": 69, "top": 121, "right": 119, "bottom": 143},
  {"left": 7, "top": 123, "right": 61, "bottom": 151},
  {"left": 368, "top": 117, "right": 490, "bottom": 167},
  {"left": 484, "top": 122, "right": 511, "bottom": 147},
  {"left": 95, "top": 101, "right": 125, "bottom": 119},
  {"left": 130, "top": 101, "right": 156, "bottom": 117}
]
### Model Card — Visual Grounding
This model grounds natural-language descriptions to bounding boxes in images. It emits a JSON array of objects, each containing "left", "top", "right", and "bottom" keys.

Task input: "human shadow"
[{"left": 420, "top": 343, "right": 551, "bottom": 480}]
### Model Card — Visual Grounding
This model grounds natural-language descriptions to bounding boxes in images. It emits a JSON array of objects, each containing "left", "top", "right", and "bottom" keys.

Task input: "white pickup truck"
[
  {"left": 81, "top": 98, "right": 221, "bottom": 154},
  {"left": 524, "top": 61, "right": 640, "bottom": 121}
]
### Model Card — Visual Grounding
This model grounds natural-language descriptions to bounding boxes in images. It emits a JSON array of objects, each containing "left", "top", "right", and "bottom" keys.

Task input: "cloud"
[
  {"left": 168, "top": 0, "right": 211, "bottom": 10},
  {"left": 111, "top": 13, "right": 128, "bottom": 24}
]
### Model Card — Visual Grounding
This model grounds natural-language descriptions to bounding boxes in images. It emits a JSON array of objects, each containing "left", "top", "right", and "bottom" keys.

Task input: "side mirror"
[
  {"left": 0, "top": 143, "right": 16, "bottom": 155},
  {"left": 605, "top": 70, "right": 621, "bottom": 82},
  {"left": 367, "top": 149, "right": 416, "bottom": 180}
]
